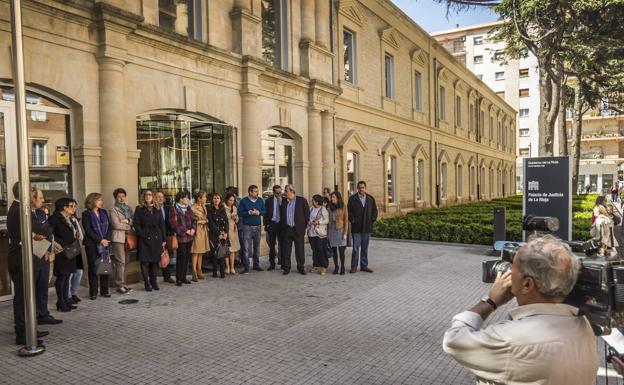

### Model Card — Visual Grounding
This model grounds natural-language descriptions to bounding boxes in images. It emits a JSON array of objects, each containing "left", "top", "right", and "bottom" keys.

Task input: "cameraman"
[{"left": 443, "top": 235, "right": 598, "bottom": 384}]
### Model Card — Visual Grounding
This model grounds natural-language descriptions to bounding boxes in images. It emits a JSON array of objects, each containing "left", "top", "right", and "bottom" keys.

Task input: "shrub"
[{"left": 373, "top": 194, "right": 598, "bottom": 246}]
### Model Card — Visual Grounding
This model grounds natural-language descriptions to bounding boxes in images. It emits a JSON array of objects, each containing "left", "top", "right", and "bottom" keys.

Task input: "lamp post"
[{"left": 10, "top": 0, "right": 44, "bottom": 357}]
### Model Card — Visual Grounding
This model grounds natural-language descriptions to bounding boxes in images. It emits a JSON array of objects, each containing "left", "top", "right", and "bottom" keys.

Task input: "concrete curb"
[{"left": 371, "top": 237, "right": 492, "bottom": 251}]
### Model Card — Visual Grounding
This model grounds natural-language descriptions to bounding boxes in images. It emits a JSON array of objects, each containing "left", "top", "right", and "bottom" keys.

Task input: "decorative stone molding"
[
  {"left": 411, "top": 144, "right": 429, "bottom": 160},
  {"left": 337, "top": 129, "right": 368, "bottom": 152},
  {"left": 438, "top": 149, "right": 450, "bottom": 163},
  {"left": 382, "top": 137, "right": 404, "bottom": 156},
  {"left": 454, "top": 153, "right": 465, "bottom": 165},
  {"left": 338, "top": 0, "right": 365, "bottom": 27},
  {"left": 380, "top": 27, "right": 400, "bottom": 50},
  {"left": 411, "top": 48, "right": 427, "bottom": 67}
]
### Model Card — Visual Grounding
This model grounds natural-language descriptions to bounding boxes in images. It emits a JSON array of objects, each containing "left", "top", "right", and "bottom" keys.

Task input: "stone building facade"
[{"left": 0, "top": 0, "right": 515, "bottom": 214}]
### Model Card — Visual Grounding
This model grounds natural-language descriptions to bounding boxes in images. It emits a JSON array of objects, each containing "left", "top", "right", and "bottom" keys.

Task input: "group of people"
[{"left": 6, "top": 180, "right": 378, "bottom": 347}]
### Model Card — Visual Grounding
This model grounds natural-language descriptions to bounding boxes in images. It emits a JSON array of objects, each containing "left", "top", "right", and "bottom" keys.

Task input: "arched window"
[
  {"left": 456, "top": 164, "right": 463, "bottom": 198},
  {"left": 469, "top": 166, "right": 476, "bottom": 197},
  {"left": 386, "top": 155, "right": 397, "bottom": 203},
  {"left": 416, "top": 159, "right": 425, "bottom": 201},
  {"left": 346, "top": 151, "right": 359, "bottom": 197},
  {"left": 440, "top": 162, "right": 448, "bottom": 199},
  {"left": 261, "top": 127, "right": 294, "bottom": 197}
]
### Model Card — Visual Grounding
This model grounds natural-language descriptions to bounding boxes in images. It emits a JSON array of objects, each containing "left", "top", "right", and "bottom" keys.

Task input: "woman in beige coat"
[{"left": 191, "top": 190, "right": 209, "bottom": 281}]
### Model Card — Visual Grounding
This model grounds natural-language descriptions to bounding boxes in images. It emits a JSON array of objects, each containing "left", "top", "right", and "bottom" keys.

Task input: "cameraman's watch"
[{"left": 480, "top": 296, "right": 498, "bottom": 310}]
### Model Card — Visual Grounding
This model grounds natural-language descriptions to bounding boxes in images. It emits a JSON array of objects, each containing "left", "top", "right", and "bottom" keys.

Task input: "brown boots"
[
  {"left": 191, "top": 254, "right": 204, "bottom": 282},
  {"left": 196, "top": 255, "right": 204, "bottom": 280}
]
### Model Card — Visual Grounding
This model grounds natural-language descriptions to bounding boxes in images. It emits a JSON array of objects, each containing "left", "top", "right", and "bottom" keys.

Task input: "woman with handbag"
[
  {"left": 208, "top": 193, "right": 229, "bottom": 278},
  {"left": 308, "top": 194, "right": 330, "bottom": 275},
  {"left": 110, "top": 187, "right": 134, "bottom": 294},
  {"left": 190, "top": 190, "right": 210, "bottom": 281},
  {"left": 224, "top": 193, "right": 240, "bottom": 274},
  {"left": 82, "top": 192, "right": 112, "bottom": 300},
  {"left": 328, "top": 191, "right": 349, "bottom": 275},
  {"left": 133, "top": 190, "right": 167, "bottom": 292},
  {"left": 170, "top": 191, "right": 196, "bottom": 286},
  {"left": 49, "top": 197, "right": 81, "bottom": 312}
]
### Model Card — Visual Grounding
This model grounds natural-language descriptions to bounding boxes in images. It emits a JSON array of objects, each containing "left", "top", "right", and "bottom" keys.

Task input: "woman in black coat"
[
  {"left": 49, "top": 197, "right": 80, "bottom": 312},
  {"left": 133, "top": 190, "right": 166, "bottom": 291},
  {"left": 207, "top": 193, "right": 229, "bottom": 278}
]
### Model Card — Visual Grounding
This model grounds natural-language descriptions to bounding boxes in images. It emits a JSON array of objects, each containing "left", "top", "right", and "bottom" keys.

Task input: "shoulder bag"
[
  {"left": 94, "top": 245, "right": 112, "bottom": 275},
  {"left": 215, "top": 240, "right": 229, "bottom": 260},
  {"left": 159, "top": 249, "right": 170, "bottom": 268},
  {"left": 125, "top": 230, "right": 137, "bottom": 250},
  {"left": 63, "top": 239, "right": 81, "bottom": 260}
]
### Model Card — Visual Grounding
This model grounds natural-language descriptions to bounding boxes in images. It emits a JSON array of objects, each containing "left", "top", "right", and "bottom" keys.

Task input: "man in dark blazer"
[
  {"left": 347, "top": 180, "right": 378, "bottom": 273},
  {"left": 7, "top": 184, "right": 59, "bottom": 346},
  {"left": 155, "top": 191, "right": 175, "bottom": 284},
  {"left": 279, "top": 184, "right": 310, "bottom": 275},
  {"left": 264, "top": 185, "right": 282, "bottom": 270}
]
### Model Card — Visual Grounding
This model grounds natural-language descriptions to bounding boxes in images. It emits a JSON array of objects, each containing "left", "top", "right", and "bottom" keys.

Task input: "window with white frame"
[
  {"left": 440, "top": 162, "right": 447, "bottom": 199},
  {"left": 495, "top": 71, "right": 505, "bottom": 81},
  {"left": 439, "top": 86, "right": 446, "bottom": 121},
  {"left": 455, "top": 95, "right": 462, "bottom": 127},
  {"left": 343, "top": 29, "right": 357, "bottom": 84},
  {"left": 346, "top": 151, "right": 359, "bottom": 197},
  {"left": 262, "top": 0, "right": 290, "bottom": 70},
  {"left": 519, "top": 148, "right": 530, "bottom": 156},
  {"left": 519, "top": 128, "right": 529, "bottom": 137},
  {"left": 474, "top": 55, "right": 483, "bottom": 64},
  {"left": 519, "top": 108, "right": 530, "bottom": 117},
  {"left": 384, "top": 54, "right": 395, "bottom": 99},
  {"left": 386, "top": 156, "right": 397, "bottom": 203},
  {"left": 31, "top": 140, "right": 47, "bottom": 167},
  {"left": 456, "top": 164, "right": 463, "bottom": 198},
  {"left": 158, "top": 0, "right": 203, "bottom": 40},
  {"left": 414, "top": 71, "right": 423, "bottom": 111},
  {"left": 519, "top": 68, "right": 529, "bottom": 78},
  {"left": 417, "top": 159, "right": 425, "bottom": 201},
  {"left": 473, "top": 36, "right": 483, "bottom": 45}
]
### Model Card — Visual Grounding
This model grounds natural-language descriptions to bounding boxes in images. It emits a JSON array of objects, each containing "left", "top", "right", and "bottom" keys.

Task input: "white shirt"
[{"left": 443, "top": 303, "right": 598, "bottom": 385}]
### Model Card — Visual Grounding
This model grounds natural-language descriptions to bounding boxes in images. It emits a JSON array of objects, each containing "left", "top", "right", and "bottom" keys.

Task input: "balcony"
[
  {"left": 580, "top": 150, "right": 604, "bottom": 159},
  {"left": 567, "top": 127, "right": 624, "bottom": 142}
]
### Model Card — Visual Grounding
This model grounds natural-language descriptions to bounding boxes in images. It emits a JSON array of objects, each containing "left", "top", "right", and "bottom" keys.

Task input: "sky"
[{"left": 390, "top": 0, "right": 499, "bottom": 33}]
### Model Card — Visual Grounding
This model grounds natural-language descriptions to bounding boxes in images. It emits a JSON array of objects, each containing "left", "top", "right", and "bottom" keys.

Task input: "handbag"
[
  {"left": 159, "top": 249, "right": 170, "bottom": 268},
  {"left": 125, "top": 231, "right": 137, "bottom": 250},
  {"left": 215, "top": 240, "right": 229, "bottom": 260},
  {"left": 166, "top": 235, "right": 178, "bottom": 250},
  {"left": 94, "top": 246, "right": 112, "bottom": 275},
  {"left": 63, "top": 239, "right": 81, "bottom": 260}
]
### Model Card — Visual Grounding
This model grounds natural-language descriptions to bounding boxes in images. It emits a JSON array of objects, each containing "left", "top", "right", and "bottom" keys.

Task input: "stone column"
[
  {"left": 231, "top": 0, "right": 262, "bottom": 56},
  {"left": 314, "top": 0, "right": 329, "bottom": 49},
  {"left": 308, "top": 108, "right": 323, "bottom": 195},
  {"left": 301, "top": 0, "right": 316, "bottom": 42},
  {"left": 241, "top": 92, "right": 262, "bottom": 190},
  {"left": 321, "top": 111, "right": 335, "bottom": 190},
  {"left": 98, "top": 57, "right": 127, "bottom": 197}
]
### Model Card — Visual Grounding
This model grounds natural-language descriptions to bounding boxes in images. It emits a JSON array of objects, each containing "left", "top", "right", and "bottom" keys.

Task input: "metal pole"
[{"left": 10, "top": 0, "right": 45, "bottom": 357}]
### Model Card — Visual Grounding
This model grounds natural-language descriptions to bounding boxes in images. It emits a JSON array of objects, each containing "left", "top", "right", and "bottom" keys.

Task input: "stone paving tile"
[{"left": 0, "top": 240, "right": 617, "bottom": 384}]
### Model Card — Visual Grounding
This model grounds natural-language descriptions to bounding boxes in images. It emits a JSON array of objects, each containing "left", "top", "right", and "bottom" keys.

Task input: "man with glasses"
[
  {"left": 238, "top": 185, "right": 266, "bottom": 274},
  {"left": 264, "top": 185, "right": 283, "bottom": 270}
]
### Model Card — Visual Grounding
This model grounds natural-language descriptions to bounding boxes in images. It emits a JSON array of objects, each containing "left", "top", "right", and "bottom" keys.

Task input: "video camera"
[{"left": 482, "top": 215, "right": 624, "bottom": 335}]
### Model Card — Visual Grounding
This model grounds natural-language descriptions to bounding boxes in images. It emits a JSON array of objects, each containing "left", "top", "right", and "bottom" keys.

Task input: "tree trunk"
[
  {"left": 571, "top": 87, "right": 584, "bottom": 195},
  {"left": 558, "top": 85, "right": 568, "bottom": 156},
  {"left": 537, "top": 62, "right": 562, "bottom": 157}
]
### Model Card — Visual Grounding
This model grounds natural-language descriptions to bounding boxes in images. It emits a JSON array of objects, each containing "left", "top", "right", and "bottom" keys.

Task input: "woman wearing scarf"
[
  {"left": 110, "top": 188, "right": 134, "bottom": 294},
  {"left": 207, "top": 193, "right": 229, "bottom": 278},
  {"left": 170, "top": 191, "right": 196, "bottom": 286},
  {"left": 49, "top": 197, "right": 80, "bottom": 312},
  {"left": 133, "top": 190, "right": 166, "bottom": 292},
  {"left": 82, "top": 192, "right": 112, "bottom": 300},
  {"left": 190, "top": 190, "right": 210, "bottom": 281}
]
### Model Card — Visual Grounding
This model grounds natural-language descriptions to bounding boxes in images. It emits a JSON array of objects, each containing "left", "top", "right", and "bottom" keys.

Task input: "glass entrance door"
[
  {"left": 261, "top": 128, "right": 294, "bottom": 199},
  {"left": 0, "top": 108, "right": 11, "bottom": 299}
]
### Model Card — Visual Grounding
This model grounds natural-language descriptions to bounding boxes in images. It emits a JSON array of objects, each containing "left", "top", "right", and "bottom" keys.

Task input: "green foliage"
[{"left": 373, "top": 194, "right": 598, "bottom": 245}]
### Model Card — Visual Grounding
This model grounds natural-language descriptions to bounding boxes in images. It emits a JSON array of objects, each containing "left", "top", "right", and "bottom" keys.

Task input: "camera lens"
[{"left": 491, "top": 260, "right": 511, "bottom": 278}]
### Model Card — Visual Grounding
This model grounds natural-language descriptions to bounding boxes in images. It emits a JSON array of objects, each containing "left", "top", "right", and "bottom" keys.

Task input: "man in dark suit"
[
  {"left": 7, "top": 184, "right": 59, "bottom": 346},
  {"left": 264, "top": 185, "right": 282, "bottom": 270},
  {"left": 347, "top": 180, "right": 378, "bottom": 273},
  {"left": 279, "top": 184, "right": 310, "bottom": 275},
  {"left": 155, "top": 191, "right": 175, "bottom": 284}
]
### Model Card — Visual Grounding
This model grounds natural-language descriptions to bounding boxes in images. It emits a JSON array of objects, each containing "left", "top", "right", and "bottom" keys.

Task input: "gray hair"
[
  {"left": 518, "top": 235, "right": 580, "bottom": 300},
  {"left": 284, "top": 184, "right": 296, "bottom": 193}
]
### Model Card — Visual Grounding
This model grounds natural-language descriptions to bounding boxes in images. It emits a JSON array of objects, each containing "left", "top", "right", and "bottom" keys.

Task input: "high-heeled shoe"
[
  {"left": 340, "top": 266, "right": 345, "bottom": 275},
  {"left": 333, "top": 266, "right": 339, "bottom": 275},
  {"left": 144, "top": 282, "right": 153, "bottom": 292}
]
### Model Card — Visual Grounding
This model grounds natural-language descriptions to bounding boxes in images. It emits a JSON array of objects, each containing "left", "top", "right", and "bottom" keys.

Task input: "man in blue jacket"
[{"left": 238, "top": 185, "right": 266, "bottom": 274}]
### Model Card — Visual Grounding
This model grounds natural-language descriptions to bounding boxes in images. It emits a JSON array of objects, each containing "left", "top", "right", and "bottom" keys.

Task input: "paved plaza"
[{"left": 0, "top": 239, "right": 618, "bottom": 384}]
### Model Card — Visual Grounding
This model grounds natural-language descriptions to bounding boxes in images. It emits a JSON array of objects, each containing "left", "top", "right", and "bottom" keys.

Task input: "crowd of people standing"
[{"left": 6, "top": 180, "right": 378, "bottom": 346}]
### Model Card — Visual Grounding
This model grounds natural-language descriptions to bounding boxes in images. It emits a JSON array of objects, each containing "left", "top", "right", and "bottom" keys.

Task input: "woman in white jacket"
[{"left": 308, "top": 194, "right": 330, "bottom": 275}]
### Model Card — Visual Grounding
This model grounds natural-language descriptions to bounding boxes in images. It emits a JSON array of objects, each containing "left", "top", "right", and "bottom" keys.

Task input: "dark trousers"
[
  {"left": 141, "top": 262, "right": 158, "bottom": 287},
  {"left": 35, "top": 262, "right": 50, "bottom": 319},
  {"left": 266, "top": 224, "right": 282, "bottom": 267},
  {"left": 309, "top": 236, "right": 329, "bottom": 268},
  {"left": 85, "top": 244, "right": 110, "bottom": 297},
  {"left": 54, "top": 273, "right": 71, "bottom": 310},
  {"left": 9, "top": 268, "right": 25, "bottom": 337},
  {"left": 212, "top": 251, "right": 225, "bottom": 278},
  {"left": 332, "top": 246, "right": 346, "bottom": 270},
  {"left": 176, "top": 241, "right": 192, "bottom": 283},
  {"left": 281, "top": 226, "right": 305, "bottom": 272}
]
